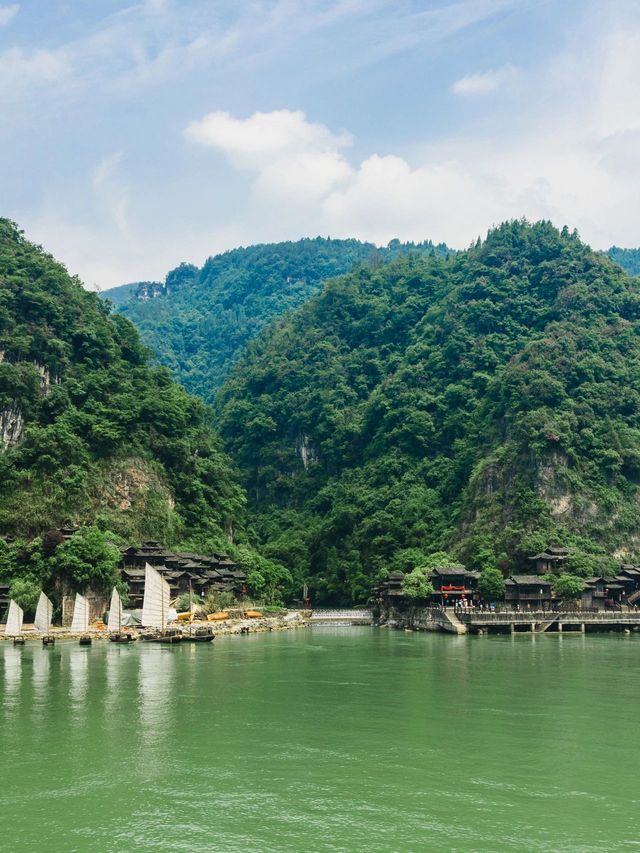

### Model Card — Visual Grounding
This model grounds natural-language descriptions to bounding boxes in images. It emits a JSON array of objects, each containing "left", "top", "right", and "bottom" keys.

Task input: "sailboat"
[
  {"left": 141, "top": 563, "right": 181, "bottom": 643},
  {"left": 5, "top": 599, "right": 25, "bottom": 645},
  {"left": 70, "top": 592, "right": 92, "bottom": 645},
  {"left": 35, "top": 592, "right": 55, "bottom": 645},
  {"left": 107, "top": 587, "right": 136, "bottom": 643}
]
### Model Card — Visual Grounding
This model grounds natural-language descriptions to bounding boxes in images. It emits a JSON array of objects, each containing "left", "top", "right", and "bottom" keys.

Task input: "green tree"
[
  {"left": 52, "top": 527, "right": 120, "bottom": 591},
  {"left": 402, "top": 567, "right": 435, "bottom": 600},
  {"left": 9, "top": 576, "right": 41, "bottom": 613},
  {"left": 478, "top": 567, "right": 506, "bottom": 601},
  {"left": 553, "top": 573, "right": 585, "bottom": 600}
]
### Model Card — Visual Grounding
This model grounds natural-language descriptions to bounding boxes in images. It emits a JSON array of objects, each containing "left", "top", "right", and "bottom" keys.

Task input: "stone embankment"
[{"left": 382, "top": 606, "right": 467, "bottom": 634}]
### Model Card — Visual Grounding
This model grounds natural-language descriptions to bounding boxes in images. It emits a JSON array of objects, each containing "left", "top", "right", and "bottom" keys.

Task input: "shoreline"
[{"left": 0, "top": 610, "right": 312, "bottom": 641}]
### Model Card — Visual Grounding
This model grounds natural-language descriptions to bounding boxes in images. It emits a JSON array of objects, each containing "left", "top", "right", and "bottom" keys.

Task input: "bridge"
[{"left": 310, "top": 609, "right": 374, "bottom": 626}]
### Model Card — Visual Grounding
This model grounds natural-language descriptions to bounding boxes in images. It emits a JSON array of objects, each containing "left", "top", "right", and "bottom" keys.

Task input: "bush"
[
  {"left": 203, "top": 590, "right": 236, "bottom": 614},
  {"left": 176, "top": 591, "right": 201, "bottom": 612}
]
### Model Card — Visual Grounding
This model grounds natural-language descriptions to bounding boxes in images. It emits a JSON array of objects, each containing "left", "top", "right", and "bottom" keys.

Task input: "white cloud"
[
  {"left": 185, "top": 14, "right": 640, "bottom": 254},
  {"left": 452, "top": 64, "right": 516, "bottom": 95},
  {"left": 0, "top": 4, "right": 18, "bottom": 27},
  {"left": 0, "top": 47, "right": 70, "bottom": 93},
  {"left": 185, "top": 109, "right": 353, "bottom": 200}
]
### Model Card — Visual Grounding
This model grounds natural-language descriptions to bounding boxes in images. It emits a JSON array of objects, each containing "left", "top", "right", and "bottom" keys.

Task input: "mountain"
[
  {"left": 606, "top": 247, "right": 640, "bottom": 277},
  {"left": 103, "top": 237, "right": 451, "bottom": 403},
  {"left": 217, "top": 221, "right": 640, "bottom": 603},
  {"left": 0, "top": 219, "right": 244, "bottom": 546}
]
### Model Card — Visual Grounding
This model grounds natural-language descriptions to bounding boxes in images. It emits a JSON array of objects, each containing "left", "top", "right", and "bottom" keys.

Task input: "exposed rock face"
[
  {"left": 296, "top": 434, "right": 318, "bottom": 470},
  {"left": 0, "top": 403, "right": 24, "bottom": 447},
  {"left": 136, "top": 282, "right": 164, "bottom": 301},
  {"left": 101, "top": 459, "right": 176, "bottom": 512}
]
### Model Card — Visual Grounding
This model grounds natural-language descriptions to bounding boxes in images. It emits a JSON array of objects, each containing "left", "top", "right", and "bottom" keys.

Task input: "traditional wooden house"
[
  {"left": 374, "top": 572, "right": 406, "bottom": 605},
  {"left": 119, "top": 541, "right": 246, "bottom": 605},
  {"left": 528, "top": 546, "right": 569, "bottom": 574},
  {"left": 429, "top": 567, "right": 480, "bottom": 606},
  {"left": 579, "top": 577, "right": 627, "bottom": 610},
  {"left": 505, "top": 576, "right": 552, "bottom": 610},
  {"left": 0, "top": 581, "right": 9, "bottom": 621}
]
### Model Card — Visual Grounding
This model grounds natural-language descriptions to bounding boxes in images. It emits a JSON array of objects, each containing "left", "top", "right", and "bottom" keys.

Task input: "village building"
[
  {"left": 528, "top": 546, "right": 570, "bottom": 574},
  {"left": 505, "top": 575, "right": 552, "bottom": 610},
  {"left": 580, "top": 576, "right": 633, "bottom": 610},
  {"left": 119, "top": 541, "right": 246, "bottom": 608},
  {"left": 0, "top": 580, "right": 9, "bottom": 622},
  {"left": 429, "top": 567, "right": 480, "bottom": 606},
  {"left": 374, "top": 572, "right": 406, "bottom": 606}
]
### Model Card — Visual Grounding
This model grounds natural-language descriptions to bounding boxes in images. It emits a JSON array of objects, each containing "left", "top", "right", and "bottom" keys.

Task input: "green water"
[{"left": 1, "top": 629, "right": 639, "bottom": 852}]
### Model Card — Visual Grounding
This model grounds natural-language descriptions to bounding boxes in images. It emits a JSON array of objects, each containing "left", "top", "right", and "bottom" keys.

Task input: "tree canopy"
[
  {"left": 216, "top": 221, "right": 640, "bottom": 603},
  {"left": 106, "top": 237, "right": 451, "bottom": 403}
]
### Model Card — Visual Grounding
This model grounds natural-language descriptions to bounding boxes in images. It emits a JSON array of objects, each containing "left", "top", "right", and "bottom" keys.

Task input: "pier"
[{"left": 455, "top": 609, "right": 640, "bottom": 634}]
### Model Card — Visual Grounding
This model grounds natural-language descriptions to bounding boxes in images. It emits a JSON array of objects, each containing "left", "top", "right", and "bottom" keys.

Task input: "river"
[{"left": 1, "top": 629, "right": 637, "bottom": 852}]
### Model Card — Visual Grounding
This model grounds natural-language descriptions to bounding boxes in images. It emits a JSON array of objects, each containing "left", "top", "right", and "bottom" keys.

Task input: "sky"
[{"left": 1, "top": 0, "right": 639, "bottom": 289}]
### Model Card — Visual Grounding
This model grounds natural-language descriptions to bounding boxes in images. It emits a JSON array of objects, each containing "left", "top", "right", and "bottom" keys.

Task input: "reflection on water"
[
  {"left": 68, "top": 646, "right": 89, "bottom": 714},
  {"left": 31, "top": 647, "right": 51, "bottom": 719},
  {"left": 138, "top": 647, "right": 176, "bottom": 754},
  {"left": 1, "top": 645, "right": 22, "bottom": 712}
]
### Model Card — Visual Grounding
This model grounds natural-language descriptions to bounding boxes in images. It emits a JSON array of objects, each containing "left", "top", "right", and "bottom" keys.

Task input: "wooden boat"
[
  {"left": 35, "top": 592, "right": 53, "bottom": 633},
  {"left": 245, "top": 610, "right": 263, "bottom": 619},
  {"left": 106, "top": 587, "right": 136, "bottom": 642},
  {"left": 207, "top": 612, "right": 229, "bottom": 621},
  {"left": 71, "top": 593, "right": 92, "bottom": 645},
  {"left": 6, "top": 600, "right": 24, "bottom": 645},
  {"left": 184, "top": 626, "right": 215, "bottom": 643},
  {"left": 36, "top": 593, "right": 56, "bottom": 645},
  {"left": 143, "top": 628, "right": 182, "bottom": 644}
]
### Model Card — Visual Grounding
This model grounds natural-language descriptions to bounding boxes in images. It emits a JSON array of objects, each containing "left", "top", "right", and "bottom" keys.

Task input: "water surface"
[{"left": 1, "top": 629, "right": 638, "bottom": 852}]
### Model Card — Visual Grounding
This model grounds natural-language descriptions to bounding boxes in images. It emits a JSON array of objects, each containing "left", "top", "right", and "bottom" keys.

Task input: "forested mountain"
[
  {"left": 217, "top": 221, "right": 640, "bottom": 603},
  {"left": 104, "top": 237, "right": 451, "bottom": 402},
  {"left": 607, "top": 247, "right": 640, "bottom": 277},
  {"left": 0, "top": 219, "right": 244, "bottom": 547}
]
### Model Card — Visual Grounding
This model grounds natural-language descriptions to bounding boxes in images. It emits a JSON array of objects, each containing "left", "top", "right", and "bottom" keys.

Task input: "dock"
[{"left": 456, "top": 609, "right": 640, "bottom": 634}]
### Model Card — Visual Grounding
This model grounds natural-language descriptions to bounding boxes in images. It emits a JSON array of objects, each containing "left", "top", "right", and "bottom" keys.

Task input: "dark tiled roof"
[{"left": 509, "top": 575, "right": 552, "bottom": 586}]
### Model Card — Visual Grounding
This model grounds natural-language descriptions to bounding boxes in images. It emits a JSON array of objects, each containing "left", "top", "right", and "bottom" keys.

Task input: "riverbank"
[{"left": 0, "top": 609, "right": 312, "bottom": 640}]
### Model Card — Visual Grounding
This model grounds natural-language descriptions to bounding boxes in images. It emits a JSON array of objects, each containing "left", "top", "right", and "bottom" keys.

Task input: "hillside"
[
  {"left": 217, "top": 221, "right": 640, "bottom": 603},
  {"left": 0, "top": 219, "right": 244, "bottom": 546},
  {"left": 607, "top": 247, "right": 640, "bottom": 277},
  {"left": 104, "top": 237, "right": 450, "bottom": 402}
]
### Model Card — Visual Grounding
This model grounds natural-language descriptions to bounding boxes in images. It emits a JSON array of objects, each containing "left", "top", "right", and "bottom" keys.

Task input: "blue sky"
[{"left": 1, "top": 0, "right": 639, "bottom": 288}]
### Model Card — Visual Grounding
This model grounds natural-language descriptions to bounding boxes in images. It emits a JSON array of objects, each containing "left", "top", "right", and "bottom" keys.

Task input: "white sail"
[
  {"left": 70, "top": 593, "right": 89, "bottom": 633},
  {"left": 34, "top": 592, "right": 53, "bottom": 633},
  {"left": 107, "top": 587, "right": 123, "bottom": 632},
  {"left": 141, "top": 563, "right": 170, "bottom": 629},
  {"left": 5, "top": 599, "right": 24, "bottom": 635}
]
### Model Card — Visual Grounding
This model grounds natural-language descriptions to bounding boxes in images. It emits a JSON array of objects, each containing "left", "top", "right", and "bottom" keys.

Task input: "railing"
[{"left": 457, "top": 610, "right": 640, "bottom": 623}]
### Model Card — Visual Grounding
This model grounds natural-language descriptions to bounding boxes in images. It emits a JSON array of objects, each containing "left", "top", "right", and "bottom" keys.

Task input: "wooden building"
[
  {"left": 429, "top": 567, "right": 480, "bottom": 606},
  {"left": 505, "top": 575, "right": 552, "bottom": 610},
  {"left": 119, "top": 541, "right": 246, "bottom": 608},
  {"left": 374, "top": 572, "right": 406, "bottom": 605},
  {"left": 0, "top": 581, "right": 9, "bottom": 622},
  {"left": 528, "top": 546, "right": 569, "bottom": 574}
]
